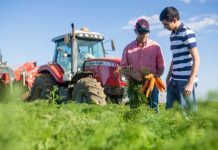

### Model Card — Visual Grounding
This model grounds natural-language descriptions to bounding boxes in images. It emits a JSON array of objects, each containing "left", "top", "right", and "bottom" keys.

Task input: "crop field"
[{"left": 0, "top": 91, "right": 218, "bottom": 150}]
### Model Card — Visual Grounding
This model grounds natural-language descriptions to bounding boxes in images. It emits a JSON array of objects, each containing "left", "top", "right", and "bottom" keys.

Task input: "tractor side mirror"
[
  {"left": 104, "top": 39, "right": 116, "bottom": 51},
  {"left": 111, "top": 40, "right": 115, "bottom": 51}
]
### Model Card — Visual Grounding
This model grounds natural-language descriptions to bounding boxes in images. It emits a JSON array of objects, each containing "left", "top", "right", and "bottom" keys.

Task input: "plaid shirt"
[{"left": 121, "top": 39, "right": 165, "bottom": 75}]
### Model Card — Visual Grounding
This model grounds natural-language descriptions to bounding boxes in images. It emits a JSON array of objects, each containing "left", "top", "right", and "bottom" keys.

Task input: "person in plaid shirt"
[{"left": 121, "top": 18, "right": 165, "bottom": 108}]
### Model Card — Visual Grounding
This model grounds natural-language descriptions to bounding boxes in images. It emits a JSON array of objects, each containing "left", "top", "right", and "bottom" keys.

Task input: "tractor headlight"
[
  {"left": 78, "top": 33, "right": 84, "bottom": 37},
  {"left": 85, "top": 34, "right": 89, "bottom": 37}
]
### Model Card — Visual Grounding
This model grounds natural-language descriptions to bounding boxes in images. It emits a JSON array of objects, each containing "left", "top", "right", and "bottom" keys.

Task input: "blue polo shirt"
[{"left": 170, "top": 23, "right": 197, "bottom": 81}]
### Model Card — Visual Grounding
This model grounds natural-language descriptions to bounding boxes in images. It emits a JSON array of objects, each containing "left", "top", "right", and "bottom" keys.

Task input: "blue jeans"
[
  {"left": 148, "top": 86, "right": 159, "bottom": 108},
  {"left": 166, "top": 79, "right": 197, "bottom": 111}
]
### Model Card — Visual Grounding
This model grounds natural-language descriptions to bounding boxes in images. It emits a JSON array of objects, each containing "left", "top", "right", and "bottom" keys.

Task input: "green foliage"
[
  {"left": 47, "top": 86, "right": 61, "bottom": 104},
  {"left": 0, "top": 81, "right": 28, "bottom": 103},
  {"left": 128, "top": 80, "right": 147, "bottom": 108},
  {"left": 0, "top": 99, "right": 218, "bottom": 150}
]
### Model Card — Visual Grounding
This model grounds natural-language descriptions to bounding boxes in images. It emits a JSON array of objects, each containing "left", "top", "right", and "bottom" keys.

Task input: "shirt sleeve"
[
  {"left": 120, "top": 46, "right": 129, "bottom": 68},
  {"left": 183, "top": 29, "right": 197, "bottom": 49},
  {"left": 156, "top": 45, "right": 165, "bottom": 69}
]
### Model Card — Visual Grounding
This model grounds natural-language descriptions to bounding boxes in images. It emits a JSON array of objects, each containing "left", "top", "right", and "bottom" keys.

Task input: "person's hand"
[
  {"left": 183, "top": 82, "right": 194, "bottom": 96},
  {"left": 120, "top": 68, "right": 143, "bottom": 81},
  {"left": 131, "top": 72, "right": 143, "bottom": 81}
]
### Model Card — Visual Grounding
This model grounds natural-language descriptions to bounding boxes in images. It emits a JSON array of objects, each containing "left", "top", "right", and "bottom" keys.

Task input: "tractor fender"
[{"left": 37, "top": 64, "right": 64, "bottom": 83}]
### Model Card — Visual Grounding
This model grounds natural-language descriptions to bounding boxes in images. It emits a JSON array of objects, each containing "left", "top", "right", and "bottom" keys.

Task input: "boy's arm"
[
  {"left": 166, "top": 61, "right": 173, "bottom": 86},
  {"left": 166, "top": 61, "right": 173, "bottom": 85},
  {"left": 184, "top": 47, "right": 200, "bottom": 96}
]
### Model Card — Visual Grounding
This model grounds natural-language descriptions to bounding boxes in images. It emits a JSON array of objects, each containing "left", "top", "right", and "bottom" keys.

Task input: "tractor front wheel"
[
  {"left": 30, "top": 74, "right": 57, "bottom": 100},
  {"left": 72, "top": 77, "right": 107, "bottom": 106}
]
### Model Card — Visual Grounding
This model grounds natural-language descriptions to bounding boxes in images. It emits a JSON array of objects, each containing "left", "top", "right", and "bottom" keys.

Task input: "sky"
[{"left": 0, "top": 0, "right": 218, "bottom": 98}]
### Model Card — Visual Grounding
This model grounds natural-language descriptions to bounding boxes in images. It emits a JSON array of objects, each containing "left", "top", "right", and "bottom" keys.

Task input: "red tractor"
[
  {"left": 29, "top": 23, "right": 127, "bottom": 105},
  {"left": 0, "top": 51, "right": 15, "bottom": 95}
]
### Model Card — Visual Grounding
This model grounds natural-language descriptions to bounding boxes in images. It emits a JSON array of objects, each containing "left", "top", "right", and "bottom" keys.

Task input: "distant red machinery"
[
  {"left": 14, "top": 61, "right": 39, "bottom": 90},
  {"left": 0, "top": 51, "right": 15, "bottom": 93},
  {"left": 0, "top": 51, "right": 39, "bottom": 98}
]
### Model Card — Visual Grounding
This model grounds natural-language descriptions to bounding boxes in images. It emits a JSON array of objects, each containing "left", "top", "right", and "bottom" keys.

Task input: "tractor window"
[
  {"left": 77, "top": 39, "right": 104, "bottom": 69},
  {"left": 56, "top": 41, "right": 72, "bottom": 73}
]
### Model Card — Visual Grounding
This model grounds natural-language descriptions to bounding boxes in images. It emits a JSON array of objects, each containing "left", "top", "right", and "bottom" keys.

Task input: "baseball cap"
[{"left": 135, "top": 19, "right": 150, "bottom": 33}]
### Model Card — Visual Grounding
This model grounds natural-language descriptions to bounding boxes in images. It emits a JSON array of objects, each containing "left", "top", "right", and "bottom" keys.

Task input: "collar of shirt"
[
  {"left": 171, "top": 23, "right": 184, "bottom": 35},
  {"left": 135, "top": 38, "right": 147, "bottom": 47}
]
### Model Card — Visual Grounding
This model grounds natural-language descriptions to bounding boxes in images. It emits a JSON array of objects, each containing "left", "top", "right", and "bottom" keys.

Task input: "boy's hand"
[{"left": 183, "top": 82, "right": 194, "bottom": 96}]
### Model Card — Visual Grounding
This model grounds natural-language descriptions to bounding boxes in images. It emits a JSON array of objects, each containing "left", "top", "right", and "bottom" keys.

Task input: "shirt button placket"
[{"left": 141, "top": 48, "right": 143, "bottom": 65}]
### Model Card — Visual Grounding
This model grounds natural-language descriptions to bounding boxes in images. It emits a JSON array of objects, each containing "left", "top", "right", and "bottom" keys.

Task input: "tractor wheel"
[
  {"left": 0, "top": 80, "right": 7, "bottom": 102},
  {"left": 72, "top": 77, "right": 107, "bottom": 106},
  {"left": 30, "top": 74, "right": 57, "bottom": 100}
]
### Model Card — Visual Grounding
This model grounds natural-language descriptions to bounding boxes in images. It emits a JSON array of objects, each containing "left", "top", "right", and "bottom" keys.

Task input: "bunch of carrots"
[{"left": 141, "top": 73, "right": 166, "bottom": 98}]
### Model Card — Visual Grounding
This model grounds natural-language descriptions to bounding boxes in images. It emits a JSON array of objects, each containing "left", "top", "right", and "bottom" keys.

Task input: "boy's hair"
[{"left": 159, "top": 7, "right": 180, "bottom": 22}]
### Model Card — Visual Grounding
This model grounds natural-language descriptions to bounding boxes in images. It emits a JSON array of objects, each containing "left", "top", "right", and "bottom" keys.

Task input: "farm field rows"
[{"left": 0, "top": 97, "right": 218, "bottom": 150}]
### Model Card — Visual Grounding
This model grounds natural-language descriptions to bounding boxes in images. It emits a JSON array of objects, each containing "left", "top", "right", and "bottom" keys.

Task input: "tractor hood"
[{"left": 83, "top": 57, "right": 126, "bottom": 88}]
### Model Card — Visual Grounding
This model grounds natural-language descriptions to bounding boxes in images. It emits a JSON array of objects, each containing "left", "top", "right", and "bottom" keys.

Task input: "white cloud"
[
  {"left": 188, "top": 16, "right": 201, "bottom": 21},
  {"left": 181, "top": 0, "right": 192, "bottom": 4},
  {"left": 185, "top": 14, "right": 218, "bottom": 31},
  {"left": 158, "top": 14, "right": 218, "bottom": 36},
  {"left": 122, "top": 14, "right": 162, "bottom": 30},
  {"left": 179, "top": 0, "right": 209, "bottom": 4},
  {"left": 122, "top": 14, "right": 218, "bottom": 37}
]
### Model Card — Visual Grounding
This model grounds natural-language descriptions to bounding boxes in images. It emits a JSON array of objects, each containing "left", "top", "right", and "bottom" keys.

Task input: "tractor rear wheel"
[
  {"left": 72, "top": 77, "right": 107, "bottom": 106},
  {"left": 30, "top": 74, "right": 57, "bottom": 100}
]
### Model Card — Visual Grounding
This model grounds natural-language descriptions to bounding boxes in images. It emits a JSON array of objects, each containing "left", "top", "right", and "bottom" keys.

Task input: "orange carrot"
[
  {"left": 141, "top": 80, "right": 149, "bottom": 93},
  {"left": 148, "top": 77, "right": 156, "bottom": 91},
  {"left": 146, "top": 88, "right": 150, "bottom": 98},
  {"left": 155, "top": 80, "right": 164, "bottom": 92},
  {"left": 144, "top": 73, "right": 154, "bottom": 79},
  {"left": 156, "top": 77, "right": 166, "bottom": 90}
]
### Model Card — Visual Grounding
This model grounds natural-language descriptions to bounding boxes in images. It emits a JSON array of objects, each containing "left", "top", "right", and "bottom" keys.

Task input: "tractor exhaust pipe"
[{"left": 71, "top": 23, "right": 77, "bottom": 75}]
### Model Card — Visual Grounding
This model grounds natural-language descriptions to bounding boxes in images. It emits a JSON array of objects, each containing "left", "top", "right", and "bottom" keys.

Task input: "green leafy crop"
[{"left": 0, "top": 96, "right": 218, "bottom": 150}]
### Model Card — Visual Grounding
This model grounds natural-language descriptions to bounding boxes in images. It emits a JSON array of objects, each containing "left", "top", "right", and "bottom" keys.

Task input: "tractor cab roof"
[{"left": 52, "top": 28, "right": 104, "bottom": 42}]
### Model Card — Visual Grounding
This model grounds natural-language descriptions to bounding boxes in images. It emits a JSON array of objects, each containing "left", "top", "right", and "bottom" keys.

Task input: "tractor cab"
[{"left": 52, "top": 27, "right": 110, "bottom": 81}]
